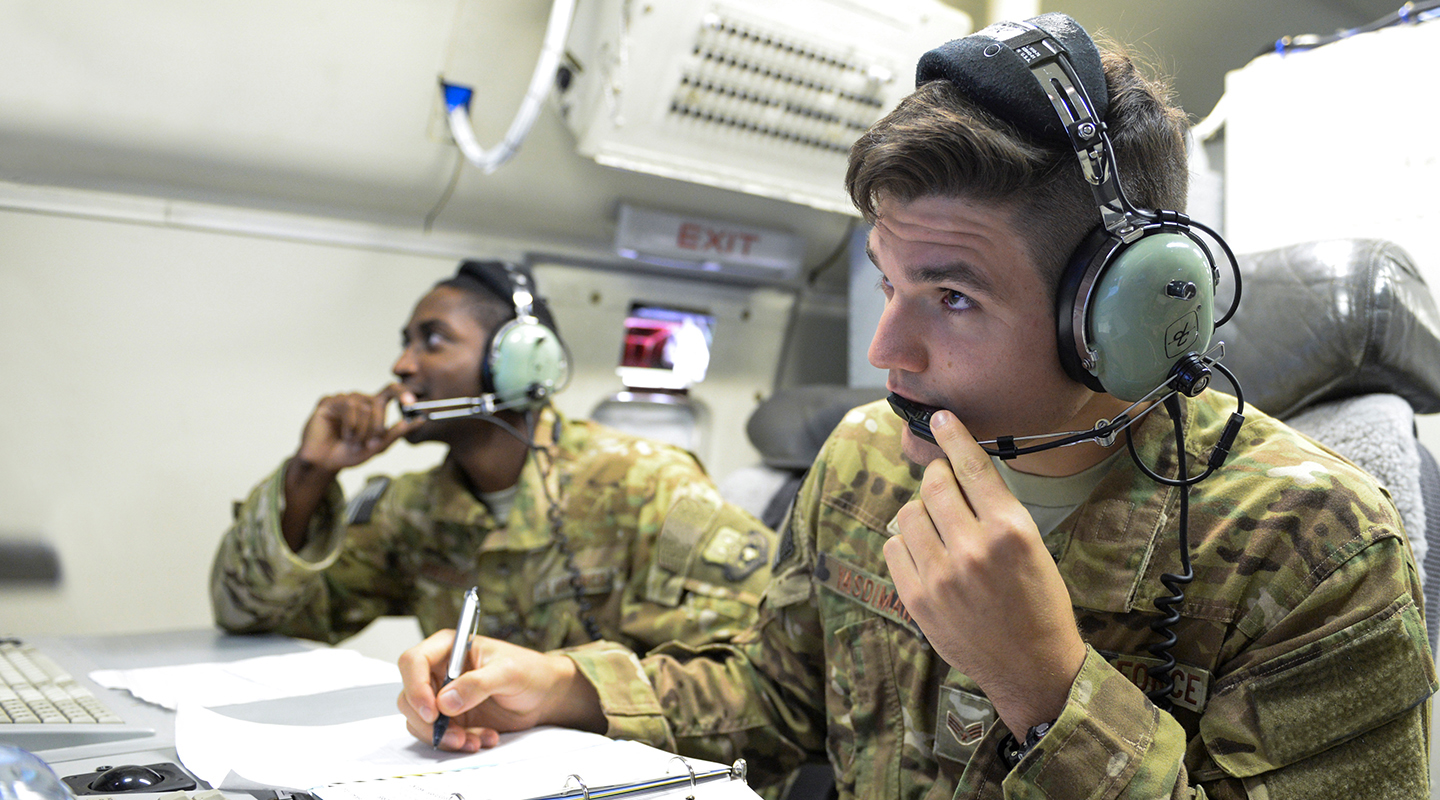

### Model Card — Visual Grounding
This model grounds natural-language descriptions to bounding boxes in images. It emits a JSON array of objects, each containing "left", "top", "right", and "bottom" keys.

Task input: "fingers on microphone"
[{"left": 926, "top": 410, "right": 1010, "bottom": 511}]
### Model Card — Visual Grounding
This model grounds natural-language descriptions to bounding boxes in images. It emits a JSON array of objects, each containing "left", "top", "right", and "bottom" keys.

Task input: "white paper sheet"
[
  {"left": 91, "top": 648, "right": 400, "bottom": 710},
  {"left": 174, "top": 704, "right": 756, "bottom": 800}
]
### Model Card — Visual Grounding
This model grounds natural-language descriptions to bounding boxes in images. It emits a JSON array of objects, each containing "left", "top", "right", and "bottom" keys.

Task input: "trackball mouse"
[{"left": 89, "top": 764, "right": 166, "bottom": 793}]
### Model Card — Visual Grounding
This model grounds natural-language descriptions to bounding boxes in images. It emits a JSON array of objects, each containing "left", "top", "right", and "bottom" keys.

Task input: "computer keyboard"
[{"left": 0, "top": 639, "right": 124, "bottom": 726}]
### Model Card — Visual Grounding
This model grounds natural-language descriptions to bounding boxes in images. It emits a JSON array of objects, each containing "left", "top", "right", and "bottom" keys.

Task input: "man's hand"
[
  {"left": 884, "top": 410, "right": 1086, "bottom": 736},
  {"left": 280, "top": 384, "right": 422, "bottom": 551},
  {"left": 295, "top": 383, "right": 421, "bottom": 473},
  {"left": 396, "top": 631, "right": 606, "bottom": 752}
]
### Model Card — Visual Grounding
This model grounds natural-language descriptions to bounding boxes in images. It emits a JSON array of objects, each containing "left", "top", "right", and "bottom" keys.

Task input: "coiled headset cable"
[
  {"left": 460, "top": 405, "right": 605, "bottom": 644},
  {"left": 1124, "top": 360, "right": 1245, "bottom": 708}
]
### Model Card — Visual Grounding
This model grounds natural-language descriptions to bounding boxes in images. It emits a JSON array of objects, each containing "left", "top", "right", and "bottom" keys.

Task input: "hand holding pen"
[
  {"left": 397, "top": 623, "right": 609, "bottom": 752},
  {"left": 433, "top": 586, "right": 480, "bottom": 748}
]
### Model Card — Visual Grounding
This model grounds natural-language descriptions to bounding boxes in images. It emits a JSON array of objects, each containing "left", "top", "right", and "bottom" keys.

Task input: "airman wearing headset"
[
  {"left": 390, "top": 16, "right": 1432, "bottom": 798},
  {"left": 211, "top": 260, "right": 777, "bottom": 661}
]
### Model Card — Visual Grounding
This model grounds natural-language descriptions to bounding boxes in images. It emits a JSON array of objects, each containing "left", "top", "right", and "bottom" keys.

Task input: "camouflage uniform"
[
  {"left": 211, "top": 406, "right": 776, "bottom": 654},
  {"left": 564, "top": 394, "right": 1435, "bottom": 799}
]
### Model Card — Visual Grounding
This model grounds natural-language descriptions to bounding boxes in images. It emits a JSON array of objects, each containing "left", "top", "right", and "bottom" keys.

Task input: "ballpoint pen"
[{"left": 433, "top": 586, "right": 480, "bottom": 748}]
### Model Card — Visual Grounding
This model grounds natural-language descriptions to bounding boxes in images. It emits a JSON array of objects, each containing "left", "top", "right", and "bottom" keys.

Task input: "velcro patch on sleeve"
[
  {"left": 934, "top": 685, "right": 998, "bottom": 764},
  {"left": 1203, "top": 598, "right": 1436, "bottom": 776},
  {"left": 344, "top": 476, "right": 391, "bottom": 525},
  {"left": 655, "top": 495, "right": 714, "bottom": 574}
]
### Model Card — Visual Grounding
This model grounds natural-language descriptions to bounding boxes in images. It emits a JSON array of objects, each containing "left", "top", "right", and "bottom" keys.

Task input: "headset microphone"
[
  {"left": 887, "top": 393, "right": 943, "bottom": 446},
  {"left": 886, "top": 350, "right": 1209, "bottom": 460},
  {"left": 400, "top": 392, "right": 550, "bottom": 421}
]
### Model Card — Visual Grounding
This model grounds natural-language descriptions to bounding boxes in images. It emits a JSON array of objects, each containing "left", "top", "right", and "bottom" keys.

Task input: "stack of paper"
[
  {"left": 90, "top": 648, "right": 399, "bottom": 710},
  {"left": 114, "top": 648, "right": 759, "bottom": 800}
]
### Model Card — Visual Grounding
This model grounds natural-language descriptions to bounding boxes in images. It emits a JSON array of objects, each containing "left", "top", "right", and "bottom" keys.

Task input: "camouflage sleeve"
[
  {"left": 615, "top": 448, "right": 778, "bottom": 652},
  {"left": 991, "top": 532, "right": 1435, "bottom": 799},
  {"left": 209, "top": 460, "right": 394, "bottom": 644},
  {"left": 558, "top": 640, "right": 670, "bottom": 748},
  {"left": 567, "top": 460, "right": 830, "bottom": 791}
]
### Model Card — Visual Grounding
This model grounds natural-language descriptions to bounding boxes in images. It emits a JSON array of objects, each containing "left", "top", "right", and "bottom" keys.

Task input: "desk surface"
[{"left": 12, "top": 629, "right": 399, "bottom": 799}]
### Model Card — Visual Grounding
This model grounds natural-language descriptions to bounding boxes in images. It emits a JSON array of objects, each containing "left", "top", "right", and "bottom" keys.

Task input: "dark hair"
[
  {"left": 845, "top": 38, "right": 1189, "bottom": 294},
  {"left": 433, "top": 260, "right": 561, "bottom": 341}
]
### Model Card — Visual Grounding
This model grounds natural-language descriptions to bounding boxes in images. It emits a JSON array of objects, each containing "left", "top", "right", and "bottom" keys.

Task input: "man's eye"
[
  {"left": 424, "top": 331, "right": 445, "bottom": 349},
  {"left": 942, "top": 290, "right": 974, "bottom": 311},
  {"left": 876, "top": 275, "right": 893, "bottom": 295}
]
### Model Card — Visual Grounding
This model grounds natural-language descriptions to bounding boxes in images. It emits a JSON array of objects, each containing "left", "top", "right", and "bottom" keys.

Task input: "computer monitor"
[{"left": 616, "top": 304, "right": 715, "bottom": 391}]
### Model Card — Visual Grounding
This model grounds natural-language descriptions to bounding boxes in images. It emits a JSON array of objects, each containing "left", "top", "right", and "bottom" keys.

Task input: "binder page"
[
  {"left": 175, "top": 703, "right": 759, "bottom": 800},
  {"left": 177, "top": 704, "right": 604, "bottom": 789}
]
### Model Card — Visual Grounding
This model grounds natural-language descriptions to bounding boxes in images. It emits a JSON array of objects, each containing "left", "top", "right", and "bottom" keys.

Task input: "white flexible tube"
[{"left": 446, "top": 0, "right": 578, "bottom": 173}]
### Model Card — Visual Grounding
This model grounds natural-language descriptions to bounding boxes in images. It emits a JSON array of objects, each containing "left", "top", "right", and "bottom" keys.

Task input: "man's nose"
[
  {"left": 868, "top": 298, "right": 927, "bottom": 374},
  {"left": 392, "top": 345, "right": 418, "bottom": 378}
]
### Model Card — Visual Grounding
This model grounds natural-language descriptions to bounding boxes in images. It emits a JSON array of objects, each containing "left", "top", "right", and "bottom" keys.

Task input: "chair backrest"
[
  {"left": 1216, "top": 239, "right": 1440, "bottom": 418},
  {"left": 719, "top": 386, "right": 887, "bottom": 529}
]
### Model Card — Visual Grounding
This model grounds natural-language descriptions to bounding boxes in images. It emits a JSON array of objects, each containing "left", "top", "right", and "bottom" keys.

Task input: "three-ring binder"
[{"left": 449, "top": 757, "right": 748, "bottom": 800}]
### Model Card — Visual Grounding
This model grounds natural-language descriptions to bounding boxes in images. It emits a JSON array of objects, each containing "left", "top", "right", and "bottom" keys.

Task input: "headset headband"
[
  {"left": 917, "top": 15, "right": 1134, "bottom": 237},
  {"left": 503, "top": 262, "right": 536, "bottom": 320}
]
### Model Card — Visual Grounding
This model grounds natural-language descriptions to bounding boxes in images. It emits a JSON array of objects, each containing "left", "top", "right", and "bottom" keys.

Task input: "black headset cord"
[
  {"left": 1122, "top": 361, "right": 1245, "bottom": 710},
  {"left": 1139, "top": 393, "right": 1193, "bottom": 710},
  {"left": 478, "top": 405, "right": 605, "bottom": 643},
  {"left": 525, "top": 409, "right": 604, "bottom": 643}
]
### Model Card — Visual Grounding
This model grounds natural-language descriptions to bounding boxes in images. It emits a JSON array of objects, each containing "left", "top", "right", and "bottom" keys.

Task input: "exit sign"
[{"left": 614, "top": 204, "right": 804, "bottom": 282}]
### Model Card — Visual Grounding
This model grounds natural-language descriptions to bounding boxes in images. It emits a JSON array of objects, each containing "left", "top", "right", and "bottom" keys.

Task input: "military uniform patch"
[
  {"left": 814, "top": 552, "right": 923, "bottom": 637},
  {"left": 1105, "top": 652, "right": 1211, "bottom": 713},
  {"left": 934, "top": 685, "right": 997, "bottom": 764},
  {"left": 701, "top": 525, "right": 771, "bottom": 581},
  {"left": 533, "top": 566, "right": 619, "bottom": 604},
  {"left": 656, "top": 496, "right": 710, "bottom": 574}
]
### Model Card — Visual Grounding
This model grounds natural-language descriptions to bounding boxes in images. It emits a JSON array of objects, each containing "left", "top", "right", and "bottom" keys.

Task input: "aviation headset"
[
  {"left": 915, "top": 13, "right": 1240, "bottom": 404},
  {"left": 455, "top": 260, "right": 572, "bottom": 411}
]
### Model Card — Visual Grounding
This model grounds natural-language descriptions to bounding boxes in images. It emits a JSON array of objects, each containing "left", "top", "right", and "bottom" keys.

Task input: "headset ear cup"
[
  {"left": 1055, "top": 226, "right": 1112, "bottom": 394},
  {"left": 1061, "top": 227, "right": 1217, "bottom": 402},
  {"left": 479, "top": 325, "right": 501, "bottom": 396},
  {"left": 486, "top": 317, "right": 572, "bottom": 409}
]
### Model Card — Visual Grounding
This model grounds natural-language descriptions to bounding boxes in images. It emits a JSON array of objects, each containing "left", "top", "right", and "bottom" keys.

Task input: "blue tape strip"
[{"left": 442, "top": 82, "right": 474, "bottom": 112}]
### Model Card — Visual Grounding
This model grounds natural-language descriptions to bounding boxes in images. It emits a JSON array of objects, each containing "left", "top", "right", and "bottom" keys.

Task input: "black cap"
[
  {"left": 449, "top": 260, "right": 560, "bottom": 338},
  {"left": 915, "top": 13, "right": 1107, "bottom": 146}
]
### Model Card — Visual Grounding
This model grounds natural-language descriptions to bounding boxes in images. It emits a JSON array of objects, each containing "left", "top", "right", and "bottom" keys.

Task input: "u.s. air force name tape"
[
  {"left": 1103, "top": 651, "right": 1211, "bottom": 713},
  {"left": 814, "top": 552, "right": 925, "bottom": 638}
]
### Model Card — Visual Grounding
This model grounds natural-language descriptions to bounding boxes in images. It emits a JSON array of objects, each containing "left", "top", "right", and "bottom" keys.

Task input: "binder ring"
[
  {"left": 669, "top": 756, "right": 698, "bottom": 789},
  {"left": 563, "top": 774, "right": 590, "bottom": 800}
]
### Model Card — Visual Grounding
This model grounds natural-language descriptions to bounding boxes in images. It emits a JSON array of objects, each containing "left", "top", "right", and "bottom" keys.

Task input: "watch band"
[{"left": 998, "top": 720, "right": 1054, "bottom": 769}]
